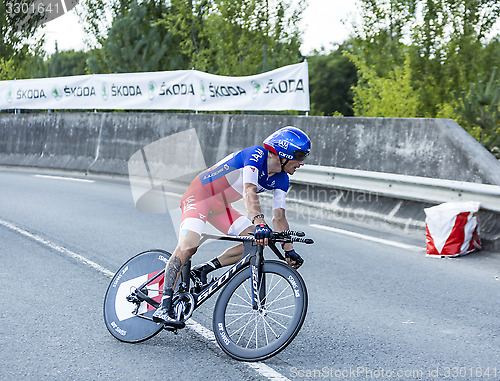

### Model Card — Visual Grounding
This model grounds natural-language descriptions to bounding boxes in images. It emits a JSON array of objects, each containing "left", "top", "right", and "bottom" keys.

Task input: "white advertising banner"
[{"left": 0, "top": 62, "right": 309, "bottom": 111}]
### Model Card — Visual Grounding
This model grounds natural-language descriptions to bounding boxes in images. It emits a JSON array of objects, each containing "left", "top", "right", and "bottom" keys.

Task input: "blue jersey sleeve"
[
  {"left": 240, "top": 146, "right": 267, "bottom": 186},
  {"left": 240, "top": 146, "right": 267, "bottom": 168}
]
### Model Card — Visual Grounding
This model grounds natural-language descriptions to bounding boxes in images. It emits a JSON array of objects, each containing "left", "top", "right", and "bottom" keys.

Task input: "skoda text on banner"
[{"left": 0, "top": 62, "right": 309, "bottom": 111}]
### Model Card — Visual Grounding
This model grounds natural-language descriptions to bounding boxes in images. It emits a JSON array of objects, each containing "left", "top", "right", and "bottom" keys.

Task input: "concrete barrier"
[
  {"left": 1, "top": 112, "right": 499, "bottom": 249},
  {"left": 1, "top": 112, "right": 499, "bottom": 183}
]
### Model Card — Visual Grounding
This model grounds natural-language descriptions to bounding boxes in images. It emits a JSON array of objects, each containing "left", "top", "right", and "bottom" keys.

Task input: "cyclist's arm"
[
  {"left": 243, "top": 183, "right": 265, "bottom": 225},
  {"left": 241, "top": 149, "right": 266, "bottom": 225},
  {"left": 272, "top": 208, "right": 294, "bottom": 251}
]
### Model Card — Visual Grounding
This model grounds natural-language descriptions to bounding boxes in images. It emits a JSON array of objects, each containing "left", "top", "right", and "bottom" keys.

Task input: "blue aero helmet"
[{"left": 263, "top": 126, "right": 311, "bottom": 162}]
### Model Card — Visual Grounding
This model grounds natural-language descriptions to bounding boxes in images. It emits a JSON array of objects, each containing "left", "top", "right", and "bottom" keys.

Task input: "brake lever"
[
  {"left": 291, "top": 237, "right": 314, "bottom": 244},
  {"left": 249, "top": 230, "right": 312, "bottom": 244}
]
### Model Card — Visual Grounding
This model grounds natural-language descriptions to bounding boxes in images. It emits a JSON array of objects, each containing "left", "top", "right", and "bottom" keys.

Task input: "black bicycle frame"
[
  {"left": 191, "top": 232, "right": 288, "bottom": 310},
  {"left": 133, "top": 233, "right": 286, "bottom": 313},
  {"left": 192, "top": 236, "right": 261, "bottom": 309}
]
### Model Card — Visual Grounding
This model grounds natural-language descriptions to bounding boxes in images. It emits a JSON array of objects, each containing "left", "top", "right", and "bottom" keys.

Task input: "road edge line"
[
  {"left": 310, "top": 223, "right": 425, "bottom": 252},
  {"left": 0, "top": 217, "right": 291, "bottom": 381}
]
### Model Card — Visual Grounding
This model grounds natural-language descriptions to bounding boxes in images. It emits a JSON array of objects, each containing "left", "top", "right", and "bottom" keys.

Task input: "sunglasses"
[{"left": 293, "top": 150, "right": 309, "bottom": 161}]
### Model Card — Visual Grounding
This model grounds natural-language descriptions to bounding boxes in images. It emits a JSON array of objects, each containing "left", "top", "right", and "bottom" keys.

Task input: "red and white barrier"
[{"left": 425, "top": 201, "right": 482, "bottom": 258}]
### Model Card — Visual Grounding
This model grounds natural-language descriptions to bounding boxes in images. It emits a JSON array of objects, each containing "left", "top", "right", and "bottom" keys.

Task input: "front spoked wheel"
[{"left": 213, "top": 260, "right": 308, "bottom": 361}]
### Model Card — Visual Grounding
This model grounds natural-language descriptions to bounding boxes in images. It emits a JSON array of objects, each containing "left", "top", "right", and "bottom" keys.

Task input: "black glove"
[
  {"left": 285, "top": 249, "right": 304, "bottom": 269},
  {"left": 254, "top": 224, "right": 271, "bottom": 241}
]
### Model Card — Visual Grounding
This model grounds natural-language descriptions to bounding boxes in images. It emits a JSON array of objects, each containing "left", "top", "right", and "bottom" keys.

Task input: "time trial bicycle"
[{"left": 103, "top": 230, "right": 313, "bottom": 361}]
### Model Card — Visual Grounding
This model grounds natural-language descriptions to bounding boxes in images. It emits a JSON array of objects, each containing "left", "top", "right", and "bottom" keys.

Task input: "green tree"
[
  {"left": 307, "top": 47, "right": 357, "bottom": 116},
  {"left": 348, "top": 0, "right": 500, "bottom": 121},
  {"left": 164, "top": 0, "right": 305, "bottom": 75},
  {"left": 80, "top": 0, "right": 306, "bottom": 76},
  {"left": 1, "top": 0, "right": 45, "bottom": 79},
  {"left": 347, "top": 52, "right": 420, "bottom": 117},
  {"left": 79, "top": 0, "right": 135, "bottom": 46},
  {"left": 1, "top": 1, "right": 41, "bottom": 57},
  {"left": 349, "top": 0, "right": 417, "bottom": 78},
  {"left": 165, "top": 0, "right": 212, "bottom": 71},
  {"left": 30, "top": 45, "right": 91, "bottom": 78},
  {"left": 201, "top": 0, "right": 305, "bottom": 75},
  {"left": 0, "top": 57, "right": 30, "bottom": 80},
  {"left": 87, "top": 0, "right": 179, "bottom": 73},
  {"left": 409, "top": 0, "right": 500, "bottom": 116},
  {"left": 54, "top": 49, "right": 90, "bottom": 76},
  {"left": 454, "top": 67, "right": 500, "bottom": 154}
]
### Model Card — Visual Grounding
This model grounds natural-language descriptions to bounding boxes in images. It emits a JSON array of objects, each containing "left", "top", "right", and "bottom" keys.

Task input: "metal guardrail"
[{"left": 291, "top": 165, "right": 500, "bottom": 213}]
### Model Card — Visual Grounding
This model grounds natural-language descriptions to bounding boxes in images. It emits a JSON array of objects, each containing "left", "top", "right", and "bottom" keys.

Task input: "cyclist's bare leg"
[
  {"left": 164, "top": 230, "right": 201, "bottom": 290},
  {"left": 191, "top": 226, "right": 253, "bottom": 284},
  {"left": 217, "top": 226, "right": 253, "bottom": 266},
  {"left": 153, "top": 229, "right": 200, "bottom": 326}
]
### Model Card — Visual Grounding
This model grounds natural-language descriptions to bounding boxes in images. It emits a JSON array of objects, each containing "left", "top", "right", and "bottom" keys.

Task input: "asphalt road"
[{"left": 0, "top": 168, "right": 499, "bottom": 381}]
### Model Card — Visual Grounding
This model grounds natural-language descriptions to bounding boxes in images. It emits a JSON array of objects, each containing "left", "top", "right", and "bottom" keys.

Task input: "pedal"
[
  {"left": 178, "top": 282, "right": 188, "bottom": 293},
  {"left": 163, "top": 326, "right": 178, "bottom": 335},
  {"left": 190, "top": 277, "right": 204, "bottom": 293},
  {"left": 190, "top": 270, "right": 201, "bottom": 282},
  {"left": 196, "top": 276, "right": 217, "bottom": 291}
]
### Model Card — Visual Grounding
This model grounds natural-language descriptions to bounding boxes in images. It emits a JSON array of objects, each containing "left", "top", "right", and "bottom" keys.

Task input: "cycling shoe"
[{"left": 152, "top": 306, "right": 185, "bottom": 329}]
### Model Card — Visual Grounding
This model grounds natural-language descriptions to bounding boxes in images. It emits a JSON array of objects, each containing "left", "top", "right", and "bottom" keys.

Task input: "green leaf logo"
[
  {"left": 52, "top": 87, "right": 62, "bottom": 100},
  {"left": 6, "top": 88, "right": 13, "bottom": 103},
  {"left": 148, "top": 81, "right": 155, "bottom": 100},
  {"left": 200, "top": 80, "right": 207, "bottom": 102},
  {"left": 251, "top": 80, "right": 261, "bottom": 99},
  {"left": 102, "top": 82, "right": 108, "bottom": 101}
]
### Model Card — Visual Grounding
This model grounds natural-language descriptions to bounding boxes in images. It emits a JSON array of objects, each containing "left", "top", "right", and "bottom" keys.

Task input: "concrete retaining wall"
[
  {"left": 1, "top": 112, "right": 499, "bottom": 184},
  {"left": 1, "top": 112, "right": 499, "bottom": 249}
]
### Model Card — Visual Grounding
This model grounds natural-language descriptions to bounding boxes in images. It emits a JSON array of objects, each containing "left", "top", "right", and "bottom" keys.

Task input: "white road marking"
[
  {"left": 245, "top": 362, "right": 292, "bottom": 380},
  {"left": 310, "top": 223, "right": 425, "bottom": 252},
  {"left": 185, "top": 320, "right": 290, "bottom": 380},
  {"left": 34, "top": 174, "right": 95, "bottom": 183},
  {"left": 0, "top": 217, "right": 290, "bottom": 381},
  {"left": 0, "top": 218, "right": 113, "bottom": 277}
]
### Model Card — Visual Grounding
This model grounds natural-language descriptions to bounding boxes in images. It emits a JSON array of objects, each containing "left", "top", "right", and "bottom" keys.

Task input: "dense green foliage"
[
  {"left": 31, "top": 47, "right": 90, "bottom": 78},
  {"left": 0, "top": 0, "right": 45, "bottom": 79},
  {"left": 84, "top": 0, "right": 180, "bottom": 73},
  {"left": 307, "top": 48, "right": 357, "bottom": 116},
  {"left": 80, "top": 0, "right": 305, "bottom": 76},
  {"left": 345, "top": 0, "right": 500, "bottom": 154},
  {"left": 454, "top": 67, "right": 500, "bottom": 153}
]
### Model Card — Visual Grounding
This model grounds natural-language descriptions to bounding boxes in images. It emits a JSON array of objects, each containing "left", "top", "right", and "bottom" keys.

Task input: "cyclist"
[{"left": 153, "top": 126, "right": 311, "bottom": 328}]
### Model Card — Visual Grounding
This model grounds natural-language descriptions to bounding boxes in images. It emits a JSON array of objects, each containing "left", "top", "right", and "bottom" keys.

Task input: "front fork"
[{"left": 250, "top": 244, "right": 266, "bottom": 310}]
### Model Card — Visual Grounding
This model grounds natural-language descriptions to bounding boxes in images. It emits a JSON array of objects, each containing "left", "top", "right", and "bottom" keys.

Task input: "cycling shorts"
[{"left": 179, "top": 176, "right": 252, "bottom": 236}]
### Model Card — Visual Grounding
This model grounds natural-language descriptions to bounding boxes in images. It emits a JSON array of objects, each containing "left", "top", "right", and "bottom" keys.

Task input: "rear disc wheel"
[{"left": 103, "top": 250, "right": 171, "bottom": 343}]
